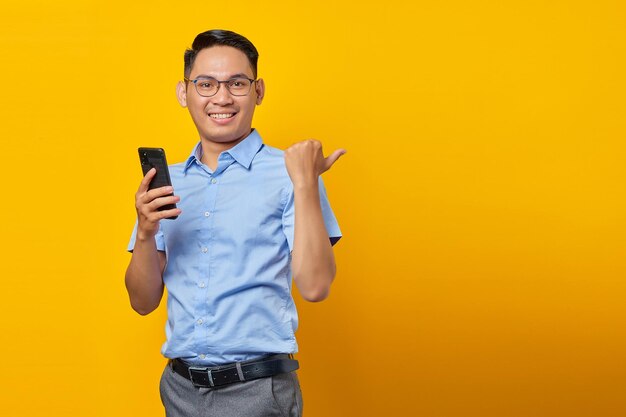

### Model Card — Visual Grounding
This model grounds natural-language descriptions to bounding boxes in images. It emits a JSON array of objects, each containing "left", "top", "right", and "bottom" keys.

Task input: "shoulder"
[
  {"left": 258, "top": 143, "right": 285, "bottom": 159},
  {"left": 167, "top": 161, "right": 188, "bottom": 177},
  {"left": 252, "top": 143, "right": 294, "bottom": 199},
  {"left": 169, "top": 160, "right": 187, "bottom": 170},
  {"left": 254, "top": 143, "right": 288, "bottom": 172}
]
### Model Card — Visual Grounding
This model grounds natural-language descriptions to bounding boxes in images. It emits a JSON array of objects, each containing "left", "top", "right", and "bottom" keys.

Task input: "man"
[{"left": 125, "top": 29, "right": 344, "bottom": 417}]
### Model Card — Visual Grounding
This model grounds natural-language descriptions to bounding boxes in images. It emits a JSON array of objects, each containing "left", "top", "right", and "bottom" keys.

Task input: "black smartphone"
[{"left": 138, "top": 147, "right": 178, "bottom": 220}]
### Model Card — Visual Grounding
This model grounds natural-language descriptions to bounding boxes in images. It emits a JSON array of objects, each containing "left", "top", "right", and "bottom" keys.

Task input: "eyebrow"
[{"left": 193, "top": 73, "right": 252, "bottom": 79}]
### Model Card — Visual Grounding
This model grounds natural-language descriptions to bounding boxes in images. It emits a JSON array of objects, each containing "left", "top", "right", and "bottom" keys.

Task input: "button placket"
[{"left": 202, "top": 172, "right": 220, "bottom": 345}]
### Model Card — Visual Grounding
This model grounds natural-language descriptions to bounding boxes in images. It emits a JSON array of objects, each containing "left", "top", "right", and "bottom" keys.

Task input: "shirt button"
[
  {"left": 199, "top": 282, "right": 205, "bottom": 288},
  {"left": 204, "top": 211, "right": 211, "bottom": 217},
  {"left": 211, "top": 178, "right": 217, "bottom": 184},
  {"left": 197, "top": 318, "right": 203, "bottom": 325},
  {"left": 202, "top": 247, "right": 208, "bottom": 253}
]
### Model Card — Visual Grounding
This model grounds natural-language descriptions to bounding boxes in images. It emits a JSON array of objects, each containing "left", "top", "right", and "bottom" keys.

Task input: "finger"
[
  {"left": 143, "top": 206, "right": 181, "bottom": 224},
  {"left": 147, "top": 195, "right": 180, "bottom": 211},
  {"left": 138, "top": 168, "right": 157, "bottom": 193},
  {"left": 323, "top": 149, "right": 347, "bottom": 172},
  {"left": 138, "top": 185, "right": 173, "bottom": 206},
  {"left": 157, "top": 208, "right": 182, "bottom": 220},
  {"left": 142, "top": 186, "right": 175, "bottom": 204}
]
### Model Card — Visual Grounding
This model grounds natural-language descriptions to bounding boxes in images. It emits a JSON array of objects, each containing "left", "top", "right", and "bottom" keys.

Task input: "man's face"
[{"left": 177, "top": 46, "right": 264, "bottom": 144}]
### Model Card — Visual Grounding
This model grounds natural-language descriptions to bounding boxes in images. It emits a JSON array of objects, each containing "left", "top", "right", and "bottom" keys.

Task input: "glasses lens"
[
  {"left": 227, "top": 78, "right": 252, "bottom": 96},
  {"left": 195, "top": 78, "right": 219, "bottom": 96}
]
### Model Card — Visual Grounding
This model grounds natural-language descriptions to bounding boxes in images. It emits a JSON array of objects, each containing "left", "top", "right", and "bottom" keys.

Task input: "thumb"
[{"left": 323, "top": 149, "right": 347, "bottom": 172}]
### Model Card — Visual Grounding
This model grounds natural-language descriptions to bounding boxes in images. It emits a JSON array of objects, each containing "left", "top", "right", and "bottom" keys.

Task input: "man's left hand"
[{"left": 284, "top": 139, "right": 346, "bottom": 188}]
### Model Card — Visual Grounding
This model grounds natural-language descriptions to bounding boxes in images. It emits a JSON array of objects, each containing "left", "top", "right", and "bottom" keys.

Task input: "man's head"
[
  {"left": 176, "top": 30, "right": 265, "bottom": 145},
  {"left": 184, "top": 30, "right": 259, "bottom": 80}
]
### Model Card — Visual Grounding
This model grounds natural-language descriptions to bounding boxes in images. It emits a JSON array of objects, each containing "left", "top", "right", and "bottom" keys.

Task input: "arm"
[
  {"left": 125, "top": 168, "right": 181, "bottom": 315},
  {"left": 125, "top": 240, "right": 166, "bottom": 315},
  {"left": 284, "top": 140, "right": 345, "bottom": 302},
  {"left": 290, "top": 181, "right": 336, "bottom": 301}
]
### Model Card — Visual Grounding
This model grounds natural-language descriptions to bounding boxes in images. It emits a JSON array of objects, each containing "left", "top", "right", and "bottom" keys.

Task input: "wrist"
[
  {"left": 291, "top": 175, "right": 319, "bottom": 190},
  {"left": 291, "top": 176, "right": 319, "bottom": 192},
  {"left": 136, "top": 229, "right": 157, "bottom": 243}
]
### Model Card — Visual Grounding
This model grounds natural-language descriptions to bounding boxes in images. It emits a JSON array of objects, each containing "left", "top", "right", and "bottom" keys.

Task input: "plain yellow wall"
[{"left": 1, "top": 1, "right": 625, "bottom": 416}]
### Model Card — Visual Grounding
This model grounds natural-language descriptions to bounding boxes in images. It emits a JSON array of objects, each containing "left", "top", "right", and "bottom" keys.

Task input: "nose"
[{"left": 210, "top": 82, "right": 234, "bottom": 106}]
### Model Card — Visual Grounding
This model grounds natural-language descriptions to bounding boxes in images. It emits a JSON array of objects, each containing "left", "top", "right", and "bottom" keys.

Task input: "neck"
[{"left": 199, "top": 130, "right": 252, "bottom": 170}]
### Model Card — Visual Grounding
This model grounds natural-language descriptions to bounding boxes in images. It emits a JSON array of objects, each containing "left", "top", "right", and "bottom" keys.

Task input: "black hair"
[{"left": 184, "top": 29, "right": 259, "bottom": 79}]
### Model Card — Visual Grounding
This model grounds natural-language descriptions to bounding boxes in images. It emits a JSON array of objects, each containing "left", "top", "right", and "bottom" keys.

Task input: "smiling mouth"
[{"left": 209, "top": 113, "right": 236, "bottom": 119}]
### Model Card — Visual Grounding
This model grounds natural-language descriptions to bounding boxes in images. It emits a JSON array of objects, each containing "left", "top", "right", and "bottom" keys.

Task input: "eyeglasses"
[{"left": 184, "top": 76, "right": 257, "bottom": 97}]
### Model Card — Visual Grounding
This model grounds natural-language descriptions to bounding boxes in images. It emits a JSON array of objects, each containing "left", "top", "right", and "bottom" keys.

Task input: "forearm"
[
  {"left": 125, "top": 236, "right": 165, "bottom": 315},
  {"left": 291, "top": 181, "right": 336, "bottom": 302}
]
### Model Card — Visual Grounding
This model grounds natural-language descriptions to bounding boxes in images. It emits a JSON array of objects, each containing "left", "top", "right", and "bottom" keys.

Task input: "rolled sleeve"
[
  {"left": 282, "top": 176, "right": 342, "bottom": 252},
  {"left": 127, "top": 220, "right": 166, "bottom": 252}
]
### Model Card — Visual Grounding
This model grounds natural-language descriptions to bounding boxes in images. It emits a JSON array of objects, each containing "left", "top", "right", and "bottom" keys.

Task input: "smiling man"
[{"left": 125, "top": 30, "right": 344, "bottom": 417}]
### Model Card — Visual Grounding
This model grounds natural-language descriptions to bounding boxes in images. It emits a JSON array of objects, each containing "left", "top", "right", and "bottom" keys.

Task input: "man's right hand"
[{"left": 135, "top": 167, "right": 182, "bottom": 241}]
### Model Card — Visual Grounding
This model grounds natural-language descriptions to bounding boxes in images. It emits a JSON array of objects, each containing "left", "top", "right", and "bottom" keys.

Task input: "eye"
[
  {"left": 196, "top": 78, "right": 217, "bottom": 89},
  {"left": 229, "top": 78, "right": 250, "bottom": 89}
]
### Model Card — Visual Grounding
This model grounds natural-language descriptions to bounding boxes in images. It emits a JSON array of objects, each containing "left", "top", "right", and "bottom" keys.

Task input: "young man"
[{"left": 125, "top": 30, "right": 344, "bottom": 417}]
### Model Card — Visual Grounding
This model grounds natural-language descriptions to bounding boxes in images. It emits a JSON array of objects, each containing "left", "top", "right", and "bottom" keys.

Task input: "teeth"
[{"left": 209, "top": 113, "right": 234, "bottom": 119}]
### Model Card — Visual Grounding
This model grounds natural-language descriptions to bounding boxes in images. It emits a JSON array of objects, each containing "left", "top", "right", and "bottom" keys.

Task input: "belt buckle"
[{"left": 188, "top": 366, "right": 214, "bottom": 388}]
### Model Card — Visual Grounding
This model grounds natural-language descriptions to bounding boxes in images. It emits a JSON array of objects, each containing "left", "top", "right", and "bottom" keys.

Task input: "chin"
[{"left": 203, "top": 130, "right": 248, "bottom": 144}]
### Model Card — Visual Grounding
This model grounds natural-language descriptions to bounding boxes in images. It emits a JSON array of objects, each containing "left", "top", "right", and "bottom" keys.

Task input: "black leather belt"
[{"left": 170, "top": 354, "right": 299, "bottom": 388}]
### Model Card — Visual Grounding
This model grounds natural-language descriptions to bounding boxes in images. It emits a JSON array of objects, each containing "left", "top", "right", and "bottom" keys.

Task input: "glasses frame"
[{"left": 184, "top": 76, "right": 257, "bottom": 97}]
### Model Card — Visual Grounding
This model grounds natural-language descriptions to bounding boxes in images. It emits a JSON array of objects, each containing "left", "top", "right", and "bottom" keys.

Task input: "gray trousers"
[{"left": 159, "top": 362, "right": 303, "bottom": 417}]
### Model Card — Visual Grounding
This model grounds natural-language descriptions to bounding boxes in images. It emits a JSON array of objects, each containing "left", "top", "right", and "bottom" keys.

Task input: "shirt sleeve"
[
  {"left": 127, "top": 220, "right": 166, "bottom": 252},
  {"left": 282, "top": 176, "right": 342, "bottom": 252}
]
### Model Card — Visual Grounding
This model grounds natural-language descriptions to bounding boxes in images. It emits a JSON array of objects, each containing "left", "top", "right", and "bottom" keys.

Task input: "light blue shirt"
[{"left": 128, "top": 129, "right": 341, "bottom": 365}]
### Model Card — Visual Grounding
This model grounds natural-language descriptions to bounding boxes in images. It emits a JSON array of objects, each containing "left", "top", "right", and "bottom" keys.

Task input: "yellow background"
[{"left": 1, "top": 1, "right": 625, "bottom": 416}]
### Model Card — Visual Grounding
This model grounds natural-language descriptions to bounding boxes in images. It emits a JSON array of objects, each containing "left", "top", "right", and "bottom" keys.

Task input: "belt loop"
[{"left": 235, "top": 362, "right": 245, "bottom": 381}]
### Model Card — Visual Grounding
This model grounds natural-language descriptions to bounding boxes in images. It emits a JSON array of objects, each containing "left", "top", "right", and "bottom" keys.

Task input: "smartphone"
[{"left": 138, "top": 147, "right": 178, "bottom": 220}]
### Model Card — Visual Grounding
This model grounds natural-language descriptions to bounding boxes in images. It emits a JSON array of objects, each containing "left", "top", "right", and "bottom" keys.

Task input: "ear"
[
  {"left": 176, "top": 81, "right": 188, "bottom": 107},
  {"left": 255, "top": 78, "right": 265, "bottom": 105}
]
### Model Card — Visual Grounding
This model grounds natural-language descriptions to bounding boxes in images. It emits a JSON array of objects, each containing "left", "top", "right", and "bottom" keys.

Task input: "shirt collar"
[{"left": 183, "top": 129, "right": 264, "bottom": 173}]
